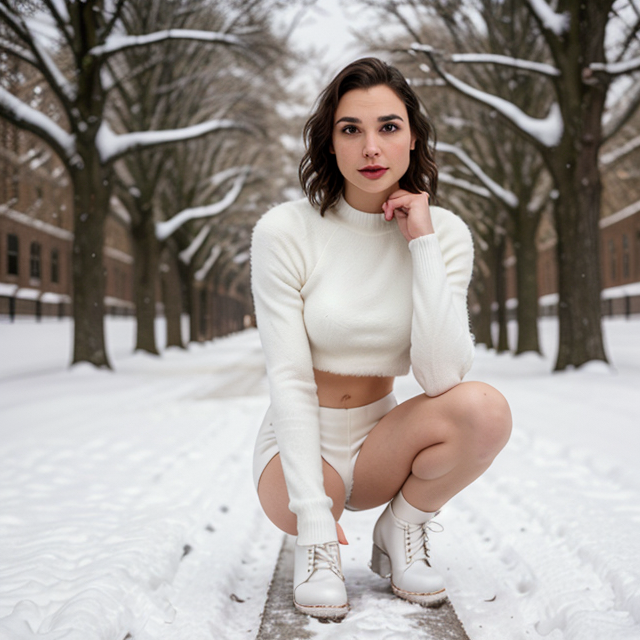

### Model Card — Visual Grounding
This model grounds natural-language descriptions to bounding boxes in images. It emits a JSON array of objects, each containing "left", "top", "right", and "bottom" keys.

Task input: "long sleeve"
[
  {"left": 250, "top": 214, "right": 337, "bottom": 546},
  {"left": 408, "top": 208, "right": 475, "bottom": 396}
]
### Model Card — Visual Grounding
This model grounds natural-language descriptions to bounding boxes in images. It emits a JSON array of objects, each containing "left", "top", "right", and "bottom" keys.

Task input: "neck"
[{"left": 343, "top": 183, "right": 399, "bottom": 213}]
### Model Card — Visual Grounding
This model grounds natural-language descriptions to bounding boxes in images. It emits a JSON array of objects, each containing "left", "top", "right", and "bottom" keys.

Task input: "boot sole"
[
  {"left": 371, "top": 544, "right": 448, "bottom": 607},
  {"left": 293, "top": 600, "right": 349, "bottom": 619}
]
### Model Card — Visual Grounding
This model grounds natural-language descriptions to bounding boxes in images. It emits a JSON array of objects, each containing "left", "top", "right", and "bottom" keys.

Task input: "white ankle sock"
[{"left": 391, "top": 491, "right": 438, "bottom": 525}]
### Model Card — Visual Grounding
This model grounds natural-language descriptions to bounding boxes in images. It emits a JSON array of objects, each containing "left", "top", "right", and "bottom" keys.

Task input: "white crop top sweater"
[{"left": 250, "top": 196, "right": 475, "bottom": 546}]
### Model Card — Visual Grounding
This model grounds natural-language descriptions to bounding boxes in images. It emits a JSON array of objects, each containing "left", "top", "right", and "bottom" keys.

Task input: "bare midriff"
[{"left": 313, "top": 368, "right": 395, "bottom": 409}]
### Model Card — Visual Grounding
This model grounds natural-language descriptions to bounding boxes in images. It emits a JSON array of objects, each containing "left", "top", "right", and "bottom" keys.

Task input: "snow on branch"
[
  {"left": 194, "top": 245, "right": 222, "bottom": 282},
  {"left": 439, "top": 172, "right": 492, "bottom": 199},
  {"left": 590, "top": 55, "right": 640, "bottom": 76},
  {"left": 156, "top": 169, "right": 249, "bottom": 241},
  {"left": 600, "top": 134, "right": 640, "bottom": 166},
  {"left": 436, "top": 142, "right": 519, "bottom": 208},
  {"left": 0, "top": 37, "right": 37, "bottom": 65},
  {"left": 526, "top": 0, "right": 570, "bottom": 36},
  {"left": 179, "top": 222, "right": 212, "bottom": 264},
  {"left": 449, "top": 52, "right": 561, "bottom": 77},
  {"left": 97, "top": 119, "right": 253, "bottom": 164},
  {"left": 0, "top": 86, "right": 75, "bottom": 161},
  {"left": 29, "top": 36, "right": 77, "bottom": 102},
  {"left": 421, "top": 55, "right": 564, "bottom": 147},
  {"left": 89, "top": 29, "right": 244, "bottom": 58}
]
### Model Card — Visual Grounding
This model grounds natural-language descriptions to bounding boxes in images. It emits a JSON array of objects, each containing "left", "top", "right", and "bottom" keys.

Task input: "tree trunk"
[
  {"left": 70, "top": 156, "right": 112, "bottom": 368},
  {"left": 513, "top": 207, "right": 541, "bottom": 354},
  {"left": 132, "top": 213, "right": 159, "bottom": 355},
  {"left": 470, "top": 246, "right": 494, "bottom": 349},
  {"left": 495, "top": 235, "right": 509, "bottom": 353},
  {"left": 161, "top": 247, "right": 185, "bottom": 349},
  {"left": 543, "top": 0, "right": 610, "bottom": 370},
  {"left": 552, "top": 172, "right": 607, "bottom": 370}
]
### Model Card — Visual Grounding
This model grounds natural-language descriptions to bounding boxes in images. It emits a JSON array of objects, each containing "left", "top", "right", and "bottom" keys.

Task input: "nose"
[{"left": 363, "top": 133, "right": 380, "bottom": 158}]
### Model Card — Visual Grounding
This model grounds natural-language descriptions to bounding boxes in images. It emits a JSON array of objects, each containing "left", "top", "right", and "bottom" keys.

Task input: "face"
[{"left": 331, "top": 84, "right": 415, "bottom": 212}]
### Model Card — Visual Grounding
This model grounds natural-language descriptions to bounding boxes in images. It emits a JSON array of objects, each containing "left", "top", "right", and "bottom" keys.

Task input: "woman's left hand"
[{"left": 383, "top": 190, "right": 434, "bottom": 243}]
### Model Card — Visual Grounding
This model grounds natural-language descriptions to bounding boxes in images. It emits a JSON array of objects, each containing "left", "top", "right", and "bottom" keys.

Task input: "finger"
[{"left": 336, "top": 522, "right": 349, "bottom": 545}]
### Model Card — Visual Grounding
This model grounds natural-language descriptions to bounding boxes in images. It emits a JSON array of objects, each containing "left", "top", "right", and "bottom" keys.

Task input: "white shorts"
[{"left": 252, "top": 392, "right": 397, "bottom": 509}]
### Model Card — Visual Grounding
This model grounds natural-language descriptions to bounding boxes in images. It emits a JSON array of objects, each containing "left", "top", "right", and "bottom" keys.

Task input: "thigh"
[
  {"left": 257, "top": 453, "right": 346, "bottom": 536},
  {"left": 348, "top": 381, "right": 501, "bottom": 510}
]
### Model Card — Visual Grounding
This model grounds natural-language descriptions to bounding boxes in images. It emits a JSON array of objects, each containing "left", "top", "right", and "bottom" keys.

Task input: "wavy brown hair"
[{"left": 299, "top": 57, "right": 438, "bottom": 215}]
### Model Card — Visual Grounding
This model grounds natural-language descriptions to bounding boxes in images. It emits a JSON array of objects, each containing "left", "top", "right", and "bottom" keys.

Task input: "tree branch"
[
  {"left": 0, "top": 37, "right": 37, "bottom": 65},
  {"left": 439, "top": 172, "right": 492, "bottom": 199},
  {"left": 156, "top": 168, "right": 249, "bottom": 241},
  {"left": 446, "top": 51, "right": 561, "bottom": 77},
  {"left": 96, "top": 118, "right": 254, "bottom": 164},
  {"left": 89, "top": 29, "right": 245, "bottom": 59},
  {"left": 417, "top": 48, "right": 564, "bottom": 148},
  {"left": 600, "top": 133, "right": 640, "bottom": 165},
  {"left": 590, "top": 55, "right": 640, "bottom": 76},
  {"left": 602, "top": 78, "right": 640, "bottom": 141},
  {"left": 0, "top": 85, "right": 75, "bottom": 163},
  {"left": 436, "top": 141, "right": 519, "bottom": 207},
  {"left": 524, "top": 0, "right": 570, "bottom": 35}
]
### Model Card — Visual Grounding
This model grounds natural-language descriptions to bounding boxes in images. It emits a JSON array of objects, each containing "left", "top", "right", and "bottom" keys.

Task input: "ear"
[
  {"left": 410, "top": 134, "right": 417, "bottom": 151},
  {"left": 329, "top": 142, "right": 335, "bottom": 154}
]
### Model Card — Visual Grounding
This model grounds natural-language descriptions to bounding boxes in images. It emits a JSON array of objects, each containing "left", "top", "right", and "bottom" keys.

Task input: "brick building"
[{"left": 0, "top": 120, "right": 134, "bottom": 320}]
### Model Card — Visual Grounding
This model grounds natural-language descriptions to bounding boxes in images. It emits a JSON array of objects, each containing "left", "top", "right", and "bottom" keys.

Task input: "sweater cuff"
[
  {"left": 408, "top": 233, "right": 447, "bottom": 279},
  {"left": 294, "top": 503, "right": 339, "bottom": 546}
]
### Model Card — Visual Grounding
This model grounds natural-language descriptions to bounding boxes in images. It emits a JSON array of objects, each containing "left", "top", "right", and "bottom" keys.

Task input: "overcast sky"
[{"left": 278, "top": 0, "right": 382, "bottom": 99}]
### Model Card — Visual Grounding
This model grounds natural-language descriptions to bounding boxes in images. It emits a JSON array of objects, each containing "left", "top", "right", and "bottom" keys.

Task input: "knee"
[{"left": 456, "top": 381, "right": 512, "bottom": 464}]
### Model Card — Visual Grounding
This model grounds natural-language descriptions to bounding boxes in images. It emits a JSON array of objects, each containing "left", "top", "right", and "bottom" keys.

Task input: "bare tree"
[
  {"left": 0, "top": 0, "right": 259, "bottom": 367},
  {"left": 382, "top": 0, "right": 640, "bottom": 370}
]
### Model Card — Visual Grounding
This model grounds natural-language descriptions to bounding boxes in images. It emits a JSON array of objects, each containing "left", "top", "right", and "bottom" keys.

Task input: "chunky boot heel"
[
  {"left": 370, "top": 543, "right": 392, "bottom": 578},
  {"left": 371, "top": 500, "right": 447, "bottom": 607}
]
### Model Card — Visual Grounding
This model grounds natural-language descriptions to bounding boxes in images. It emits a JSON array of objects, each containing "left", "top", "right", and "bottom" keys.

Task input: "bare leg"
[
  {"left": 257, "top": 453, "right": 346, "bottom": 536},
  {"left": 348, "top": 381, "right": 512, "bottom": 511}
]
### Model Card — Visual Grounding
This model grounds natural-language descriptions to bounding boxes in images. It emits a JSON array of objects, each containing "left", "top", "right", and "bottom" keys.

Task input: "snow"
[
  {"left": 0, "top": 86, "right": 76, "bottom": 161},
  {"left": 89, "top": 30, "right": 245, "bottom": 58},
  {"left": 600, "top": 135, "right": 640, "bottom": 166},
  {"left": 1, "top": 316, "right": 639, "bottom": 639},
  {"left": 591, "top": 55, "right": 640, "bottom": 77},
  {"left": 526, "top": 0, "right": 570, "bottom": 36},
  {"left": 179, "top": 223, "right": 212, "bottom": 265},
  {"left": 449, "top": 52, "right": 561, "bottom": 77},
  {"left": 155, "top": 171, "right": 248, "bottom": 242},
  {"left": 96, "top": 120, "right": 250, "bottom": 165},
  {"left": 439, "top": 70, "right": 564, "bottom": 148},
  {"left": 194, "top": 246, "right": 221, "bottom": 282},
  {"left": 438, "top": 172, "right": 492, "bottom": 199},
  {"left": 436, "top": 142, "right": 519, "bottom": 208}
]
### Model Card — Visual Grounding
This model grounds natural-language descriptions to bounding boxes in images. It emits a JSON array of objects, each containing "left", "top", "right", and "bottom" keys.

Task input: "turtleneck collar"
[{"left": 329, "top": 197, "right": 394, "bottom": 235}]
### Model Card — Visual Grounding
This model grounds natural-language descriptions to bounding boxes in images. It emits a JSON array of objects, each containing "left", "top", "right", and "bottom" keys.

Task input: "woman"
[{"left": 250, "top": 57, "right": 512, "bottom": 619}]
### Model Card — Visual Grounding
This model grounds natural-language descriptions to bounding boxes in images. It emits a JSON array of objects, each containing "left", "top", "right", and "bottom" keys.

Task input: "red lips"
[{"left": 358, "top": 165, "right": 388, "bottom": 179}]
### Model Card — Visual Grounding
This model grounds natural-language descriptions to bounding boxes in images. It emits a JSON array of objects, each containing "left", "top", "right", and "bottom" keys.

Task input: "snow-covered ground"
[{"left": 0, "top": 316, "right": 639, "bottom": 640}]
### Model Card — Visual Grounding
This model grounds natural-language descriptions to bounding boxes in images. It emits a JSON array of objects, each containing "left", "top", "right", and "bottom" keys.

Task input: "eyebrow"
[{"left": 335, "top": 114, "right": 405, "bottom": 125}]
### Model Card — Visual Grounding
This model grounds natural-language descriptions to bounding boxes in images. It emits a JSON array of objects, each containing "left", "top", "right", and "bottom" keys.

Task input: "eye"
[
  {"left": 341, "top": 125, "right": 359, "bottom": 135},
  {"left": 381, "top": 122, "right": 399, "bottom": 133}
]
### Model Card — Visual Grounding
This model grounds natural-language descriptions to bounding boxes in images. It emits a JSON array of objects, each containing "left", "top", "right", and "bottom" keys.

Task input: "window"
[
  {"left": 622, "top": 234, "right": 630, "bottom": 279},
  {"left": 30, "top": 241, "right": 41, "bottom": 279},
  {"left": 609, "top": 239, "right": 617, "bottom": 282},
  {"left": 51, "top": 248, "right": 59, "bottom": 283},
  {"left": 7, "top": 234, "right": 19, "bottom": 275}
]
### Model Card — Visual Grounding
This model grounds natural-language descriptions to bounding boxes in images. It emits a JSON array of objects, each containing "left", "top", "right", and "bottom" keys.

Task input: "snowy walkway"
[{"left": 1, "top": 317, "right": 639, "bottom": 640}]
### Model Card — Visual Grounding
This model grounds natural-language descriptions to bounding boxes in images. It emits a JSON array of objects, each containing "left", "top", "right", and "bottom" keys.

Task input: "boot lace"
[
  {"left": 401, "top": 517, "right": 444, "bottom": 566},
  {"left": 308, "top": 542, "right": 344, "bottom": 580}
]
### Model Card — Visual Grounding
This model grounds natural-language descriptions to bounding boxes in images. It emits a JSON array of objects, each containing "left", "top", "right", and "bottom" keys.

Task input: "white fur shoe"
[
  {"left": 370, "top": 499, "right": 447, "bottom": 606},
  {"left": 293, "top": 540, "right": 349, "bottom": 618}
]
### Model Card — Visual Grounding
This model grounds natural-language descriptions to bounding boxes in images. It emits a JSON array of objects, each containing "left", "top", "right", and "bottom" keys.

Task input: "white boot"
[
  {"left": 370, "top": 492, "right": 447, "bottom": 606},
  {"left": 293, "top": 540, "right": 349, "bottom": 618}
]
